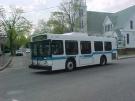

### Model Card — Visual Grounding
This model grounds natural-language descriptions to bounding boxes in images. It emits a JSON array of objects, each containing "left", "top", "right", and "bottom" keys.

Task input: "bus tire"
[
  {"left": 100, "top": 55, "right": 107, "bottom": 66},
  {"left": 65, "top": 60, "right": 75, "bottom": 72}
]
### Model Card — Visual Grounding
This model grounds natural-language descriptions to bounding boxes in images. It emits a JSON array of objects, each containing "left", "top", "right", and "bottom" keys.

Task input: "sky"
[{"left": 0, "top": 0, "right": 135, "bottom": 25}]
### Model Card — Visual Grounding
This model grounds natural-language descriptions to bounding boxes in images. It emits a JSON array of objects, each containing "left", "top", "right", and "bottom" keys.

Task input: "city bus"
[{"left": 29, "top": 32, "right": 117, "bottom": 71}]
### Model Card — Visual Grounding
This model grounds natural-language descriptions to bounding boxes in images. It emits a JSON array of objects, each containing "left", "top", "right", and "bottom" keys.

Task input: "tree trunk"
[
  {"left": 70, "top": 23, "right": 74, "bottom": 32},
  {"left": 9, "top": 31, "right": 14, "bottom": 56}
]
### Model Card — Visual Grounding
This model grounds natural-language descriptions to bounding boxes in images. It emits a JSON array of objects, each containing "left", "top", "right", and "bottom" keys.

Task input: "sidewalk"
[
  {"left": 118, "top": 55, "right": 135, "bottom": 59},
  {"left": 0, "top": 53, "right": 12, "bottom": 71}
]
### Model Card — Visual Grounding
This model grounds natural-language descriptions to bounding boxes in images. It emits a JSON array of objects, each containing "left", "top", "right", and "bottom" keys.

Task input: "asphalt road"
[{"left": 0, "top": 54, "right": 135, "bottom": 101}]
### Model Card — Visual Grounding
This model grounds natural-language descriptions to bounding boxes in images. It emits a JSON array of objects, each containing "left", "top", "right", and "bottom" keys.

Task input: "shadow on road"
[
  {"left": 33, "top": 70, "right": 65, "bottom": 75},
  {"left": 32, "top": 63, "right": 119, "bottom": 75}
]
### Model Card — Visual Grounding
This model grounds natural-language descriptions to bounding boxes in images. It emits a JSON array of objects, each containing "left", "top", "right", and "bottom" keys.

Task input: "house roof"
[
  {"left": 87, "top": 5, "right": 135, "bottom": 34},
  {"left": 112, "top": 5, "right": 135, "bottom": 29},
  {"left": 87, "top": 11, "right": 113, "bottom": 34}
]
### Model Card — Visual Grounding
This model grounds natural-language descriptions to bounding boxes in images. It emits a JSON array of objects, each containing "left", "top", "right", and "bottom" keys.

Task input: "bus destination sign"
[{"left": 32, "top": 35, "right": 47, "bottom": 42}]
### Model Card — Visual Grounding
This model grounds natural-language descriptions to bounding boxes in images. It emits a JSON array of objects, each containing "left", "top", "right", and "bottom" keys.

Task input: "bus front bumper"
[{"left": 29, "top": 64, "right": 52, "bottom": 71}]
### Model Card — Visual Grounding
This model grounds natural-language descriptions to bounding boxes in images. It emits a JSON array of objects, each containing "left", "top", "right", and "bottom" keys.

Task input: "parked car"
[
  {"left": 26, "top": 48, "right": 31, "bottom": 53},
  {"left": 16, "top": 50, "right": 23, "bottom": 56}
]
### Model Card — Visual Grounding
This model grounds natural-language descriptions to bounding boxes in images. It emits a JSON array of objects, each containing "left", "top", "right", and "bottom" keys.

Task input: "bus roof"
[{"left": 31, "top": 32, "right": 116, "bottom": 42}]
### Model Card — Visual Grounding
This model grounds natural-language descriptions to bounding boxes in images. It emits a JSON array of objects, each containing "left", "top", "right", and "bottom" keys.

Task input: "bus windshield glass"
[{"left": 31, "top": 40, "right": 51, "bottom": 57}]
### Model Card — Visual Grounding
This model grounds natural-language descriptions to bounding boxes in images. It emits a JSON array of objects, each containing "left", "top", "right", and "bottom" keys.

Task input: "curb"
[
  {"left": 0, "top": 57, "right": 13, "bottom": 71},
  {"left": 118, "top": 56, "right": 135, "bottom": 60}
]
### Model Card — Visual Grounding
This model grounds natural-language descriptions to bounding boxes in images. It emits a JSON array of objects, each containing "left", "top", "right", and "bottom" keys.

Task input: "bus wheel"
[
  {"left": 100, "top": 56, "right": 107, "bottom": 66},
  {"left": 65, "top": 60, "right": 75, "bottom": 72}
]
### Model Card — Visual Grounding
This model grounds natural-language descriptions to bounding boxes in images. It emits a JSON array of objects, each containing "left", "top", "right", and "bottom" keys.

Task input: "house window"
[
  {"left": 105, "top": 25, "right": 108, "bottom": 32},
  {"left": 109, "top": 24, "right": 112, "bottom": 31},
  {"left": 127, "top": 34, "right": 129, "bottom": 44},
  {"left": 110, "top": 24, "right": 113, "bottom": 31},
  {"left": 130, "top": 20, "right": 133, "bottom": 29},
  {"left": 105, "top": 24, "right": 112, "bottom": 32},
  {"left": 105, "top": 26, "right": 107, "bottom": 32},
  {"left": 79, "top": 9, "right": 83, "bottom": 16},
  {"left": 107, "top": 25, "right": 110, "bottom": 31}
]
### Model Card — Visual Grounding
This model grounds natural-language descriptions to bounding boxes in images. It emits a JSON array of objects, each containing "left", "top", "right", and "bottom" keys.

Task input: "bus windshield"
[{"left": 31, "top": 40, "right": 51, "bottom": 57}]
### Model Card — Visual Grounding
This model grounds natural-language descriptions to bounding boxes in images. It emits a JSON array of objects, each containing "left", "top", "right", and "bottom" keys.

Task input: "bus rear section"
[{"left": 91, "top": 39, "right": 117, "bottom": 65}]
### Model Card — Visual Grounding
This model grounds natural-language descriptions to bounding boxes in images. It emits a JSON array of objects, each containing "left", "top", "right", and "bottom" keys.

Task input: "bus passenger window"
[
  {"left": 104, "top": 42, "right": 112, "bottom": 51},
  {"left": 32, "top": 44, "right": 37, "bottom": 56},
  {"left": 94, "top": 41, "right": 103, "bottom": 51},
  {"left": 65, "top": 40, "right": 78, "bottom": 55},
  {"left": 39, "top": 44, "right": 43, "bottom": 56},
  {"left": 80, "top": 41, "right": 91, "bottom": 54},
  {"left": 52, "top": 40, "right": 64, "bottom": 55}
]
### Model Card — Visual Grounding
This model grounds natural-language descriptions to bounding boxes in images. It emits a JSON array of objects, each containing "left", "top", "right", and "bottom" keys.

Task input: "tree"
[
  {"left": 15, "top": 35, "right": 30, "bottom": 49},
  {"left": 59, "top": 0, "right": 81, "bottom": 32},
  {"left": 34, "top": 12, "right": 68, "bottom": 35},
  {"left": 0, "top": 6, "right": 32, "bottom": 55},
  {"left": 33, "top": 19, "right": 49, "bottom": 35},
  {"left": 47, "top": 11, "right": 67, "bottom": 34},
  {"left": 33, "top": 0, "right": 82, "bottom": 35}
]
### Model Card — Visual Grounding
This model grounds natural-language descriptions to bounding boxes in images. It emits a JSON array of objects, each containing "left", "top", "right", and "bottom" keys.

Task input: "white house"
[
  {"left": 103, "top": 5, "right": 135, "bottom": 49},
  {"left": 70, "top": 0, "right": 135, "bottom": 49},
  {"left": 87, "top": 5, "right": 135, "bottom": 49}
]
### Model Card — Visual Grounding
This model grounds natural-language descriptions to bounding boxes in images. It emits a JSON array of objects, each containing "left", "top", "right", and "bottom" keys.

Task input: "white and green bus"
[{"left": 29, "top": 32, "right": 117, "bottom": 71}]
